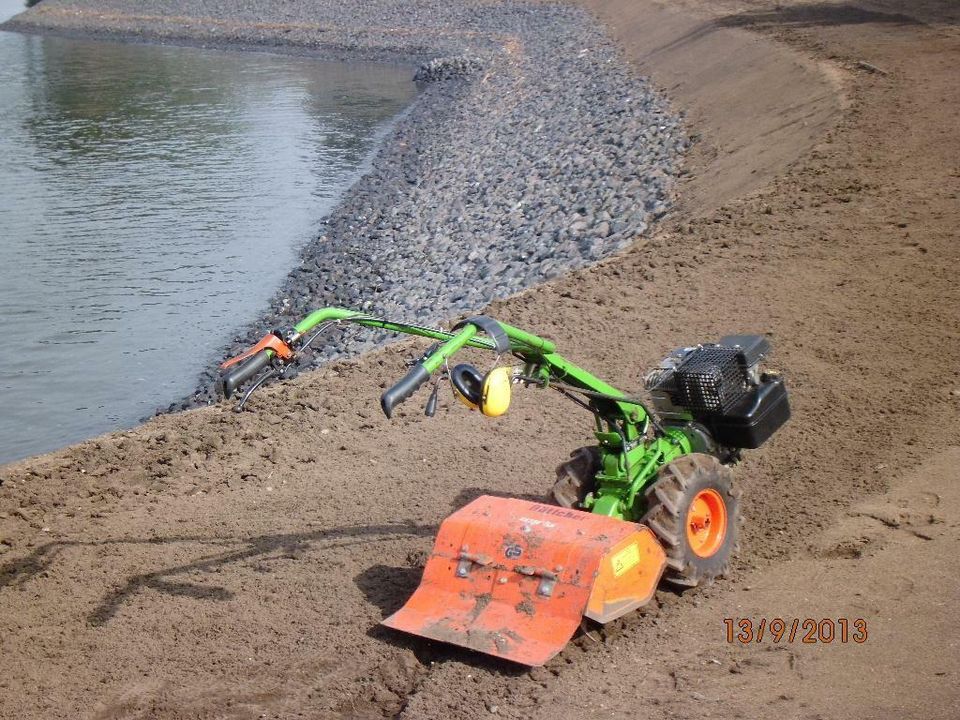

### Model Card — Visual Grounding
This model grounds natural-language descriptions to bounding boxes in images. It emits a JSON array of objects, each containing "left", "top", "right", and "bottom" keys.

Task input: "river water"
[{"left": 0, "top": 1, "right": 415, "bottom": 464}]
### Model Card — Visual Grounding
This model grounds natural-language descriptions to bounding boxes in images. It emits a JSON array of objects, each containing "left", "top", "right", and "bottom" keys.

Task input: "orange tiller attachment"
[
  {"left": 382, "top": 495, "right": 666, "bottom": 666},
  {"left": 219, "top": 332, "right": 294, "bottom": 370}
]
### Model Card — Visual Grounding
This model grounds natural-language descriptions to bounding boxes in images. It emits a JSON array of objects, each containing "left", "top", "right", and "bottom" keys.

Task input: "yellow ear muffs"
[
  {"left": 450, "top": 363, "right": 483, "bottom": 410},
  {"left": 480, "top": 366, "right": 512, "bottom": 417}
]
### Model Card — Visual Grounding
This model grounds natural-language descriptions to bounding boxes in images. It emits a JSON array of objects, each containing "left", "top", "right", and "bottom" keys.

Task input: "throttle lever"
[{"left": 425, "top": 382, "right": 440, "bottom": 417}]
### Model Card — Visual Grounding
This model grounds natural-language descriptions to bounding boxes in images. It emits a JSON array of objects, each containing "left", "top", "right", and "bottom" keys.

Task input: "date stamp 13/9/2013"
[{"left": 724, "top": 618, "right": 868, "bottom": 644}]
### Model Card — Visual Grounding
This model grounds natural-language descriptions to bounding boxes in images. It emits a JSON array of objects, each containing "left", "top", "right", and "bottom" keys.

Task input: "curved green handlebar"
[
  {"left": 292, "top": 307, "right": 556, "bottom": 359},
  {"left": 294, "top": 307, "right": 366, "bottom": 334},
  {"left": 288, "top": 306, "right": 642, "bottom": 425}
]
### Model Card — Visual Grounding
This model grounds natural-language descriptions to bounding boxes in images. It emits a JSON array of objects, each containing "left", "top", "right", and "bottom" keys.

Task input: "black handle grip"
[
  {"left": 381, "top": 363, "right": 431, "bottom": 419},
  {"left": 220, "top": 351, "right": 271, "bottom": 399}
]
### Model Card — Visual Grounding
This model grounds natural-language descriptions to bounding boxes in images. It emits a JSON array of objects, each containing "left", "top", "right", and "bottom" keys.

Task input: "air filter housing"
[{"left": 673, "top": 345, "right": 748, "bottom": 415}]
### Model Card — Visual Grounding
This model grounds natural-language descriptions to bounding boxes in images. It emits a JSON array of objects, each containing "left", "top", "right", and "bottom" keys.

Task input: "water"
[{"left": 0, "top": 1, "right": 415, "bottom": 464}]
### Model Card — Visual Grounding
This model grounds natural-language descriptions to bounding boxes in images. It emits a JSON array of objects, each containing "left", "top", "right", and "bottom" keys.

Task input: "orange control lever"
[{"left": 219, "top": 333, "right": 294, "bottom": 370}]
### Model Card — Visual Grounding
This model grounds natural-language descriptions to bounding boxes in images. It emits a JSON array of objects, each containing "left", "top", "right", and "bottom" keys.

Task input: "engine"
[{"left": 645, "top": 335, "right": 790, "bottom": 451}]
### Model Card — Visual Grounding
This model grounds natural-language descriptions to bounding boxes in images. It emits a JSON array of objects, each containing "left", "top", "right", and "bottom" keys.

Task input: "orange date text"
[{"left": 723, "top": 617, "right": 868, "bottom": 644}]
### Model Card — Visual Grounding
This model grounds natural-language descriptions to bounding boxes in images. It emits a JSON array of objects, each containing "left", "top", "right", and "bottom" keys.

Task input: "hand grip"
[
  {"left": 381, "top": 363, "right": 431, "bottom": 419},
  {"left": 220, "top": 350, "right": 271, "bottom": 399}
]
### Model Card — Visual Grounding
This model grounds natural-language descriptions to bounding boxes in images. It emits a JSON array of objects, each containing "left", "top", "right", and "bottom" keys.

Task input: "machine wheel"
[
  {"left": 551, "top": 446, "right": 600, "bottom": 508},
  {"left": 640, "top": 453, "right": 740, "bottom": 588}
]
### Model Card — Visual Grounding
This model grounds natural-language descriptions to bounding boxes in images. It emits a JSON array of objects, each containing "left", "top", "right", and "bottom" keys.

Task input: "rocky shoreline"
[{"left": 4, "top": 0, "right": 688, "bottom": 409}]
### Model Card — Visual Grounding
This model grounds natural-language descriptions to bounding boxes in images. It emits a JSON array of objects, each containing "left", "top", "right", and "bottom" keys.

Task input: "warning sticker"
[{"left": 610, "top": 543, "right": 640, "bottom": 577}]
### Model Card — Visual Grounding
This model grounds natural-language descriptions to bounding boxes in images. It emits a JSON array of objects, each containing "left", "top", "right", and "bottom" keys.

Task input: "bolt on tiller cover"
[{"left": 382, "top": 495, "right": 666, "bottom": 666}]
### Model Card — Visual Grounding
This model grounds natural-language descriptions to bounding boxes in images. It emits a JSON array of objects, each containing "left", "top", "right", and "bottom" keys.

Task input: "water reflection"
[{"left": 0, "top": 30, "right": 414, "bottom": 463}]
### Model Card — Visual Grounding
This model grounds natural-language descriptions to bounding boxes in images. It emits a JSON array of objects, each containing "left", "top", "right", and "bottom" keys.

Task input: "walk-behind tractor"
[{"left": 219, "top": 307, "right": 790, "bottom": 665}]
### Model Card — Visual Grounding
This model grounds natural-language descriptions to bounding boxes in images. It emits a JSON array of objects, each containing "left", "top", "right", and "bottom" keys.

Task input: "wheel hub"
[{"left": 686, "top": 488, "right": 728, "bottom": 558}]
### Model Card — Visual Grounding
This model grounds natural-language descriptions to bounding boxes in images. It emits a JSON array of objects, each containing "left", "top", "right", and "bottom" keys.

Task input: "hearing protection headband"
[
  {"left": 449, "top": 316, "right": 512, "bottom": 416},
  {"left": 451, "top": 316, "right": 511, "bottom": 355}
]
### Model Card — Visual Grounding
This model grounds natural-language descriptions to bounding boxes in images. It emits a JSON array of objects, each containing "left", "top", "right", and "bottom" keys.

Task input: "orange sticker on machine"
[{"left": 610, "top": 543, "right": 640, "bottom": 577}]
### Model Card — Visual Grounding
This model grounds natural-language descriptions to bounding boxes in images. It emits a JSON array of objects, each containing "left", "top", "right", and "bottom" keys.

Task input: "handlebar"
[
  {"left": 381, "top": 363, "right": 432, "bottom": 418},
  {"left": 378, "top": 315, "right": 523, "bottom": 417},
  {"left": 221, "top": 350, "right": 272, "bottom": 399},
  {"left": 217, "top": 306, "right": 560, "bottom": 412},
  {"left": 379, "top": 322, "right": 480, "bottom": 417},
  {"left": 218, "top": 331, "right": 296, "bottom": 400}
]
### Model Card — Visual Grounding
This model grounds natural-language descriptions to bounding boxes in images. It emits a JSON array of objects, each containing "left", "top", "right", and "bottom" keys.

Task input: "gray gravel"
[{"left": 6, "top": 0, "right": 688, "bottom": 408}]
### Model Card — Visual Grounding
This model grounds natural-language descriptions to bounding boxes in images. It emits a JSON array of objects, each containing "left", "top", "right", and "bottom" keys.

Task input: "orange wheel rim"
[{"left": 686, "top": 489, "right": 728, "bottom": 558}]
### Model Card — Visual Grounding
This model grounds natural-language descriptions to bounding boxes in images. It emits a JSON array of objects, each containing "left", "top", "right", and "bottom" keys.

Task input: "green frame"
[{"left": 262, "top": 307, "right": 698, "bottom": 521}]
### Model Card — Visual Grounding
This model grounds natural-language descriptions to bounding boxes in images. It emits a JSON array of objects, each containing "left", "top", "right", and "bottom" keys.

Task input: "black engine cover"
[{"left": 704, "top": 377, "right": 790, "bottom": 449}]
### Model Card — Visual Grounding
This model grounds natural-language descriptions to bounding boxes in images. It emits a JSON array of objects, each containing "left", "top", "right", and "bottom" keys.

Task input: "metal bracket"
[
  {"left": 456, "top": 549, "right": 492, "bottom": 578},
  {"left": 514, "top": 565, "right": 560, "bottom": 597}
]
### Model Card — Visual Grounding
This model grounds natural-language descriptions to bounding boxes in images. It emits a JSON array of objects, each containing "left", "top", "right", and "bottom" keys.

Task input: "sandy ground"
[{"left": 1, "top": 0, "right": 959, "bottom": 718}]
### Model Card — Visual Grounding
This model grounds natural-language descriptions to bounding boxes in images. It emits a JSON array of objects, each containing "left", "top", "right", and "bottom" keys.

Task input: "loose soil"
[{"left": 1, "top": 1, "right": 958, "bottom": 718}]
